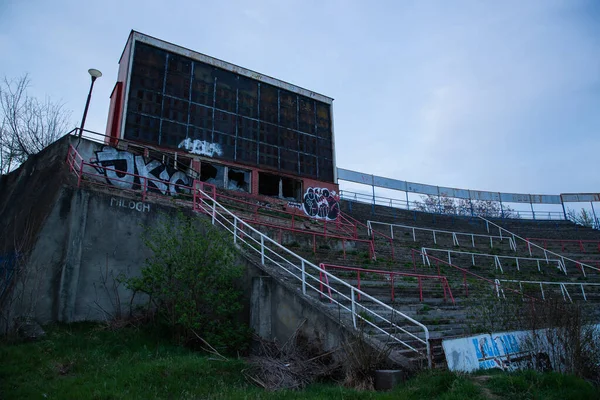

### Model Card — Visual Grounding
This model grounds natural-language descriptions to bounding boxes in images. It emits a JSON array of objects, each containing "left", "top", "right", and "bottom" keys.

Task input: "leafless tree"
[
  {"left": 0, "top": 74, "right": 72, "bottom": 174},
  {"left": 416, "top": 194, "right": 516, "bottom": 218},
  {"left": 567, "top": 208, "right": 597, "bottom": 229},
  {"left": 415, "top": 194, "right": 457, "bottom": 214},
  {"left": 457, "top": 198, "right": 516, "bottom": 218}
]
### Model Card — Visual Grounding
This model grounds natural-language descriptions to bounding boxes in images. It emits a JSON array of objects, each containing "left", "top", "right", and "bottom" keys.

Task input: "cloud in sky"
[{"left": 1, "top": 0, "right": 598, "bottom": 195}]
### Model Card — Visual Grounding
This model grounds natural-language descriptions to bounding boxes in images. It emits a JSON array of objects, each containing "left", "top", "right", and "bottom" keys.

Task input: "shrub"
[{"left": 125, "top": 211, "right": 250, "bottom": 354}]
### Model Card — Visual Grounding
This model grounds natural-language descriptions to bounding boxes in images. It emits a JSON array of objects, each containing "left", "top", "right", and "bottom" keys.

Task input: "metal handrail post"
[
  {"left": 351, "top": 288, "right": 357, "bottom": 329},
  {"left": 301, "top": 260, "right": 306, "bottom": 295}
]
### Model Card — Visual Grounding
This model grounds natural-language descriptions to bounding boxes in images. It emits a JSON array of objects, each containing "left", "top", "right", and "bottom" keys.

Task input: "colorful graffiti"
[
  {"left": 443, "top": 330, "right": 534, "bottom": 372},
  {"left": 91, "top": 147, "right": 191, "bottom": 196},
  {"left": 301, "top": 187, "right": 340, "bottom": 221}
]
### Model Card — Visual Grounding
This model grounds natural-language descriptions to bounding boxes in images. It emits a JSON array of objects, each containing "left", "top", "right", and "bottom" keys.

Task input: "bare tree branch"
[{"left": 0, "top": 74, "right": 72, "bottom": 174}]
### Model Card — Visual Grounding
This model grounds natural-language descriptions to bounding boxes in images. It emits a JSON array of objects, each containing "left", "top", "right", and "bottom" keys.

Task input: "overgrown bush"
[
  {"left": 126, "top": 211, "right": 250, "bottom": 354},
  {"left": 341, "top": 332, "right": 392, "bottom": 390},
  {"left": 523, "top": 300, "right": 600, "bottom": 383},
  {"left": 465, "top": 292, "right": 600, "bottom": 383}
]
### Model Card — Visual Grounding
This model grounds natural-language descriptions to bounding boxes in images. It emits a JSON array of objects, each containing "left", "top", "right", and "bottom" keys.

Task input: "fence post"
[
  {"left": 77, "top": 158, "right": 84, "bottom": 187},
  {"left": 142, "top": 177, "right": 148, "bottom": 202},
  {"left": 233, "top": 220, "right": 238, "bottom": 244},
  {"left": 260, "top": 236, "right": 265, "bottom": 265},
  {"left": 371, "top": 175, "right": 375, "bottom": 214},
  {"left": 301, "top": 260, "right": 306, "bottom": 295},
  {"left": 212, "top": 202, "right": 216, "bottom": 225},
  {"left": 351, "top": 288, "right": 357, "bottom": 329},
  {"left": 319, "top": 270, "right": 323, "bottom": 298}
]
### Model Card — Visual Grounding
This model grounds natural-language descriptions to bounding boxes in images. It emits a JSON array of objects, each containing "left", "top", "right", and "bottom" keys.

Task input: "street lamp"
[{"left": 78, "top": 68, "right": 102, "bottom": 138}]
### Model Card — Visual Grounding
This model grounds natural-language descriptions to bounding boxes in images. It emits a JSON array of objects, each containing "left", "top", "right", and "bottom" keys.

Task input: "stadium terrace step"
[{"left": 61, "top": 139, "right": 600, "bottom": 370}]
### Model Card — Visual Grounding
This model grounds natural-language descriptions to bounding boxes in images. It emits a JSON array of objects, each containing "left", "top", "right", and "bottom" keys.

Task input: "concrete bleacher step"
[{"left": 231, "top": 196, "right": 600, "bottom": 369}]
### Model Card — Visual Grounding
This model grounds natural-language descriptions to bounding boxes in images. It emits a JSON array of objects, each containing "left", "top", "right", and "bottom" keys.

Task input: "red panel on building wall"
[{"left": 105, "top": 82, "right": 123, "bottom": 146}]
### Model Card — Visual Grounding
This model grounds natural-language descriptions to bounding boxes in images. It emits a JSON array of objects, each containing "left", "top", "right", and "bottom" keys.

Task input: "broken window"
[
  {"left": 227, "top": 168, "right": 250, "bottom": 192},
  {"left": 281, "top": 177, "right": 301, "bottom": 200},
  {"left": 258, "top": 172, "right": 279, "bottom": 196},
  {"left": 200, "top": 162, "right": 225, "bottom": 188},
  {"left": 258, "top": 172, "right": 301, "bottom": 200}
]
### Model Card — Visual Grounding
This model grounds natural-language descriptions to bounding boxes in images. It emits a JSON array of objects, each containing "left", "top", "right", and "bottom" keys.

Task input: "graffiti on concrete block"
[
  {"left": 443, "top": 330, "right": 534, "bottom": 372},
  {"left": 92, "top": 147, "right": 190, "bottom": 196},
  {"left": 178, "top": 138, "right": 223, "bottom": 157},
  {"left": 301, "top": 187, "right": 340, "bottom": 221},
  {"left": 110, "top": 197, "right": 151, "bottom": 213}
]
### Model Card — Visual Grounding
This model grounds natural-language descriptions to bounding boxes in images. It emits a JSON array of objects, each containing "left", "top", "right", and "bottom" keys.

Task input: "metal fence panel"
[
  {"left": 561, "top": 193, "right": 600, "bottom": 202},
  {"left": 406, "top": 181, "right": 439, "bottom": 196},
  {"left": 373, "top": 176, "right": 408, "bottom": 191},
  {"left": 337, "top": 168, "right": 597, "bottom": 207}
]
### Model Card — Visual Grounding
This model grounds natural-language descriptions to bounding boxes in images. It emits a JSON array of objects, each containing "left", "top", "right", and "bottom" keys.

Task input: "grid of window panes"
[{"left": 124, "top": 42, "right": 334, "bottom": 182}]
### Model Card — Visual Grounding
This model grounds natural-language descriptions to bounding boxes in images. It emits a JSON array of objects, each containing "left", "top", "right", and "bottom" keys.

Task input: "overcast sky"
[{"left": 1, "top": 0, "right": 599, "bottom": 196}]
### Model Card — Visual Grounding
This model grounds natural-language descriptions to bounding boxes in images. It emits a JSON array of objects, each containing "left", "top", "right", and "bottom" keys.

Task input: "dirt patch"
[{"left": 471, "top": 375, "right": 501, "bottom": 400}]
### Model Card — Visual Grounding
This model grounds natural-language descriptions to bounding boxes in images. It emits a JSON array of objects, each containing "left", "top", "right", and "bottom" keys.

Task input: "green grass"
[
  {"left": 482, "top": 369, "right": 599, "bottom": 400},
  {"left": 1, "top": 323, "right": 598, "bottom": 399}
]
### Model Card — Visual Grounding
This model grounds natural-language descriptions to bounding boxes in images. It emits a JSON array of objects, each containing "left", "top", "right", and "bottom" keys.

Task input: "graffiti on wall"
[
  {"left": 110, "top": 197, "right": 151, "bottom": 213},
  {"left": 301, "top": 187, "right": 340, "bottom": 221},
  {"left": 443, "top": 330, "right": 534, "bottom": 372},
  {"left": 92, "top": 147, "right": 191, "bottom": 196},
  {"left": 178, "top": 138, "right": 223, "bottom": 157}
]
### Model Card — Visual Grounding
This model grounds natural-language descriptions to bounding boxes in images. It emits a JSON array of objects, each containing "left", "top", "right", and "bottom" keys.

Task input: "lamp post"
[{"left": 78, "top": 68, "right": 102, "bottom": 138}]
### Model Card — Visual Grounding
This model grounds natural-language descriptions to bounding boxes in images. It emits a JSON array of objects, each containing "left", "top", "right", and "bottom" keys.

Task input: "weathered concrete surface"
[
  {"left": 0, "top": 135, "right": 71, "bottom": 255},
  {"left": 15, "top": 186, "right": 178, "bottom": 323},
  {"left": 5, "top": 178, "right": 354, "bottom": 353},
  {"left": 244, "top": 257, "right": 356, "bottom": 353},
  {"left": 250, "top": 276, "right": 273, "bottom": 339},
  {"left": 0, "top": 136, "right": 358, "bottom": 361}
]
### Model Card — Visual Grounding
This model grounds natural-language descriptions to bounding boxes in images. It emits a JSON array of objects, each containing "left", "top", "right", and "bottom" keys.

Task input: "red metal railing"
[
  {"left": 66, "top": 144, "right": 375, "bottom": 259},
  {"left": 411, "top": 249, "right": 538, "bottom": 301},
  {"left": 216, "top": 191, "right": 358, "bottom": 239},
  {"left": 67, "top": 144, "right": 209, "bottom": 203},
  {"left": 234, "top": 218, "right": 375, "bottom": 259},
  {"left": 526, "top": 237, "right": 600, "bottom": 253},
  {"left": 318, "top": 263, "right": 454, "bottom": 304},
  {"left": 341, "top": 211, "right": 396, "bottom": 260}
]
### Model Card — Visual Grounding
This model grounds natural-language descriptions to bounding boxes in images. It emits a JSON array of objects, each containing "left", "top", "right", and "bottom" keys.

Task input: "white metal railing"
[
  {"left": 192, "top": 186, "right": 432, "bottom": 366},
  {"left": 367, "top": 220, "right": 516, "bottom": 250},
  {"left": 421, "top": 247, "right": 565, "bottom": 275},
  {"left": 480, "top": 217, "right": 600, "bottom": 277},
  {"left": 496, "top": 279, "right": 600, "bottom": 303},
  {"left": 339, "top": 189, "right": 566, "bottom": 221}
]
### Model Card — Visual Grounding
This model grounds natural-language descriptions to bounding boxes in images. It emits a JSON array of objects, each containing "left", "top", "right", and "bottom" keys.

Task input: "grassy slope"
[{"left": 0, "top": 323, "right": 598, "bottom": 400}]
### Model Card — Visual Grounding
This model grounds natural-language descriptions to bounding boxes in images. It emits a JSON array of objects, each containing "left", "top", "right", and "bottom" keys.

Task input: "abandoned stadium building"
[
  {"left": 104, "top": 31, "right": 338, "bottom": 216},
  {"left": 2, "top": 30, "right": 600, "bottom": 372}
]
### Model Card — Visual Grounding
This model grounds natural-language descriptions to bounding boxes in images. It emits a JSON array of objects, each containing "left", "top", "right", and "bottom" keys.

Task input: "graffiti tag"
[
  {"left": 178, "top": 138, "right": 223, "bottom": 157},
  {"left": 301, "top": 187, "right": 340, "bottom": 221},
  {"left": 110, "top": 197, "right": 150, "bottom": 213},
  {"left": 92, "top": 147, "right": 191, "bottom": 196}
]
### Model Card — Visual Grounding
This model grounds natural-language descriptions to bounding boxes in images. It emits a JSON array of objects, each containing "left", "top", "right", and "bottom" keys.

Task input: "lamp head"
[{"left": 88, "top": 68, "right": 102, "bottom": 81}]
